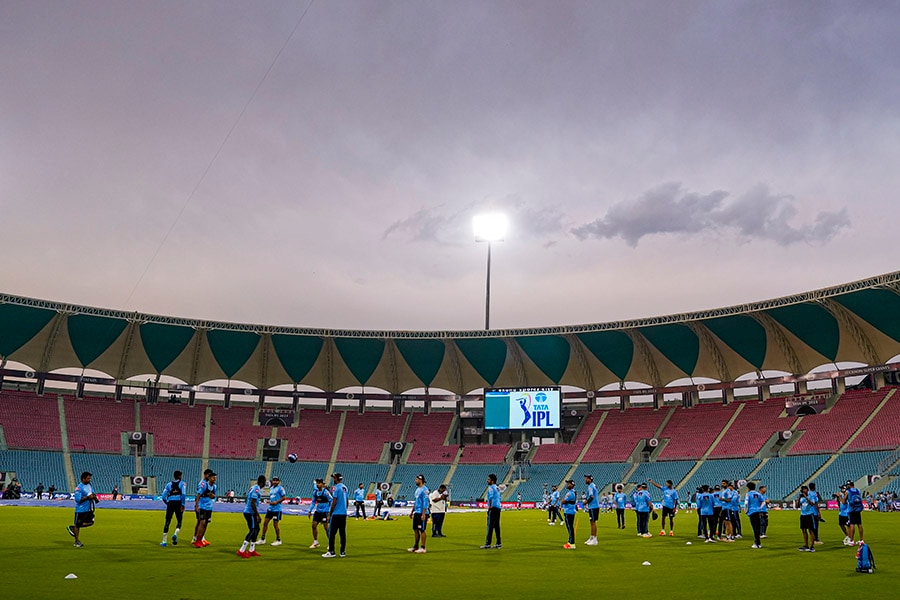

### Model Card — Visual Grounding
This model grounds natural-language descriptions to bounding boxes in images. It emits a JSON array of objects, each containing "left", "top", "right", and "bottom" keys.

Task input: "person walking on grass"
[
  {"left": 160, "top": 470, "right": 187, "bottom": 547},
  {"left": 308, "top": 478, "right": 331, "bottom": 549},
  {"left": 237, "top": 475, "right": 265, "bottom": 558},
  {"left": 66, "top": 471, "right": 97, "bottom": 548},
  {"left": 481, "top": 473, "right": 502, "bottom": 549},
  {"left": 323, "top": 472, "right": 348, "bottom": 558},
  {"left": 744, "top": 481, "right": 764, "bottom": 549},
  {"left": 408, "top": 474, "right": 430, "bottom": 553}
]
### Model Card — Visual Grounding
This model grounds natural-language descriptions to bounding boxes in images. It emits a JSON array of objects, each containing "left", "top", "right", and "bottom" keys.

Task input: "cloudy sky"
[{"left": 2, "top": 0, "right": 898, "bottom": 332}]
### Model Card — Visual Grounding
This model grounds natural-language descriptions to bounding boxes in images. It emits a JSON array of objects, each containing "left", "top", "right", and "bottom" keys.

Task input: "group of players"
[
  {"left": 68, "top": 468, "right": 868, "bottom": 555},
  {"left": 542, "top": 474, "right": 868, "bottom": 551}
]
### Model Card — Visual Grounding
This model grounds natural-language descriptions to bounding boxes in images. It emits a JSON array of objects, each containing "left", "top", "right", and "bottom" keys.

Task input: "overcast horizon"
[{"left": 3, "top": 1, "right": 899, "bottom": 332}]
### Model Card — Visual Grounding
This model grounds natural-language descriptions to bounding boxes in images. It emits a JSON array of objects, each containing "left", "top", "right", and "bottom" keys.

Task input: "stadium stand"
[
  {"left": 657, "top": 404, "right": 737, "bottom": 460},
  {"left": 532, "top": 410, "right": 603, "bottom": 464},
  {"left": 511, "top": 463, "right": 572, "bottom": 501},
  {"left": 390, "top": 463, "right": 451, "bottom": 500},
  {"left": 0, "top": 449, "right": 67, "bottom": 491},
  {"left": 208, "top": 405, "right": 270, "bottom": 459},
  {"left": 846, "top": 388, "right": 900, "bottom": 451},
  {"left": 140, "top": 402, "right": 205, "bottom": 457},
  {"left": 575, "top": 462, "right": 632, "bottom": 491},
  {"left": 805, "top": 450, "right": 893, "bottom": 499},
  {"left": 581, "top": 407, "right": 667, "bottom": 462},
  {"left": 207, "top": 458, "right": 269, "bottom": 494},
  {"left": 142, "top": 456, "right": 203, "bottom": 487},
  {"left": 458, "top": 444, "right": 510, "bottom": 464},
  {"left": 708, "top": 398, "right": 794, "bottom": 458},
  {"left": 0, "top": 391, "right": 63, "bottom": 450},
  {"left": 628, "top": 461, "right": 695, "bottom": 493},
  {"left": 752, "top": 454, "right": 830, "bottom": 500},
  {"left": 332, "top": 462, "right": 390, "bottom": 492},
  {"left": 451, "top": 464, "right": 510, "bottom": 501},
  {"left": 336, "top": 411, "right": 406, "bottom": 462},
  {"left": 278, "top": 409, "right": 340, "bottom": 462},
  {"left": 70, "top": 453, "right": 134, "bottom": 494},
  {"left": 65, "top": 395, "right": 134, "bottom": 454},
  {"left": 678, "top": 458, "right": 762, "bottom": 496},
  {"left": 271, "top": 461, "right": 328, "bottom": 499},
  {"left": 406, "top": 412, "right": 457, "bottom": 463},
  {"left": 787, "top": 389, "right": 886, "bottom": 455}
]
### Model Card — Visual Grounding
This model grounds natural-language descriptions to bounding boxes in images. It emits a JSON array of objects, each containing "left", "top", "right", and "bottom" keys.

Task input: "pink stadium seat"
[
  {"left": 278, "top": 409, "right": 341, "bottom": 462},
  {"left": 531, "top": 411, "right": 603, "bottom": 464},
  {"left": 581, "top": 407, "right": 667, "bottom": 462},
  {"left": 0, "top": 390, "right": 63, "bottom": 450},
  {"left": 64, "top": 395, "right": 134, "bottom": 453},
  {"left": 140, "top": 402, "right": 205, "bottom": 457},
  {"left": 657, "top": 403, "right": 738, "bottom": 460},
  {"left": 458, "top": 444, "right": 510, "bottom": 464},
  {"left": 208, "top": 405, "right": 271, "bottom": 459},
  {"left": 406, "top": 412, "right": 457, "bottom": 463},
  {"left": 709, "top": 398, "right": 795, "bottom": 458},
  {"left": 847, "top": 387, "right": 900, "bottom": 451},
  {"left": 336, "top": 411, "right": 406, "bottom": 462},
  {"left": 788, "top": 389, "right": 886, "bottom": 455}
]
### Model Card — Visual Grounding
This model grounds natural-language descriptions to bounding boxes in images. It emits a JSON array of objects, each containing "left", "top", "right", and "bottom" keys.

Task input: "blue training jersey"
[
  {"left": 244, "top": 485, "right": 261, "bottom": 514},
  {"left": 414, "top": 485, "right": 430, "bottom": 514},
  {"left": 698, "top": 492, "right": 714, "bottom": 516},
  {"left": 550, "top": 490, "right": 560, "bottom": 506},
  {"left": 312, "top": 486, "right": 332, "bottom": 513},
  {"left": 331, "top": 483, "right": 349, "bottom": 515},
  {"left": 633, "top": 490, "right": 651, "bottom": 512},
  {"left": 353, "top": 487, "right": 366, "bottom": 502},
  {"left": 838, "top": 499, "right": 849, "bottom": 517},
  {"left": 614, "top": 492, "right": 627, "bottom": 509},
  {"left": 759, "top": 493, "right": 769, "bottom": 513},
  {"left": 712, "top": 491, "right": 722, "bottom": 508},
  {"left": 662, "top": 487, "right": 678, "bottom": 509},
  {"left": 375, "top": 489, "right": 382, "bottom": 502},
  {"left": 197, "top": 480, "right": 217, "bottom": 511},
  {"left": 729, "top": 490, "right": 741, "bottom": 511},
  {"left": 74, "top": 482, "right": 94, "bottom": 513},
  {"left": 744, "top": 490, "right": 763, "bottom": 515},
  {"left": 562, "top": 489, "right": 577, "bottom": 515},
  {"left": 162, "top": 480, "right": 187, "bottom": 506},
  {"left": 585, "top": 483, "right": 599, "bottom": 509},
  {"left": 799, "top": 495, "right": 817, "bottom": 516},
  {"left": 487, "top": 484, "right": 501, "bottom": 509},
  {"left": 268, "top": 484, "right": 286, "bottom": 512}
]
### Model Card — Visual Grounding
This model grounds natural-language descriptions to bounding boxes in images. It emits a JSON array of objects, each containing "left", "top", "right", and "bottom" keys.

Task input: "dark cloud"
[{"left": 572, "top": 183, "right": 850, "bottom": 247}]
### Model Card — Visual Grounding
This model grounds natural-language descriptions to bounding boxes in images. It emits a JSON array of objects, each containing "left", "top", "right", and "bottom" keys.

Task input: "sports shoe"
[
  {"left": 669, "top": 531, "right": 674, "bottom": 536},
  {"left": 160, "top": 542, "right": 167, "bottom": 547},
  {"left": 760, "top": 534, "right": 767, "bottom": 539},
  {"left": 814, "top": 540, "right": 823, "bottom": 545},
  {"left": 322, "top": 551, "right": 336, "bottom": 558},
  {"left": 309, "top": 541, "right": 320, "bottom": 548},
  {"left": 563, "top": 543, "right": 575, "bottom": 549},
  {"left": 339, "top": 552, "right": 346, "bottom": 558},
  {"left": 248, "top": 550, "right": 262, "bottom": 557},
  {"left": 704, "top": 538, "right": 715, "bottom": 543},
  {"left": 735, "top": 534, "right": 742, "bottom": 539},
  {"left": 66, "top": 525, "right": 75, "bottom": 538},
  {"left": 74, "top": 541, "right": 83, "bottom": 548},
  {"left": 237, "top": 550, "right": 250, "bottom": 558},
  {"left": 271, "top": 540, "right": 282, "bottom": 546},
  {"left": 642, "top": 533, "right": 652, "bottom": 538},
  {"left": 192, "top": 542, "right": 204, "bottom": 548},
  {"left": 492, "top": 544, "right": 502, "bottom": 549},
  {"left": 480, "top": 544, "right": 492, "bottom": 549},
  {"left": 172, "top": 534, "right": 178, "bottom": 546},
  {"left": 807, "top": 547, "right": 816, "bottom": 553},
  {"left": 414, "top": 548, "right": 427, "bottom": 553},
  {"left": 200, "top": 540, "right": 210, "bottom": 547},
  {"left": 548, "top": 522, "right": 555, "bottom": 526},
  {"left": 257, "top": 538, "right": 266, "bottom": 545},
  {"left": 659, "top": 530, "right": 666, "bottom": 536},
  {"left": 798, "top": 546, "right": 809, "bottom": 552},
  {"left": 751, "top": 544, "right": 761, "bottom": 549},
  {"left": 407, "top": 547, "right": 417, "bottom": 552},
  {"left": 697, "top": 535, "right": 705, "bottom": 539}
]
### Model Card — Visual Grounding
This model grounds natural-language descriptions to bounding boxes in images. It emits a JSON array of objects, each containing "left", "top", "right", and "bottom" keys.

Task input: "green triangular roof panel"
[
  {"left": 454, "top": 338, "right": 508, "bottom": 386},
  {"left": 0, "top": 303, "right": 55, "bottom": 358},
  {"left": 395, "top": 338, "right": 445, "bottom": 387},
  {"left": 139, "top": 322, "right": 195, "bottom": 374},
  {"left": 206, "top": 329, "right": 261, "bottom": 379},
  {"left": 767, "top": 303, "right": 839, "bottom": 361},
  {"left": 639, "top": 323, "right": 700, "bottom": 376},
  {"left": 575, "top": 330, "right": 633, "bottom": 380},
  {"left": 271, "top": 334, "right": 325, "bottom": 383},
  {"left": 67, "top": 314, "right": 128, "bottom": 367},
  {"left": 515, "top": 335, "right": 570, "bottom": 383},
  {"left": 333, "top": 337, "right": 386, "bottom": 386},
  {"left": 835, "top": 289, "right": 900, "bottom": 344},
  {"left": 702, "top": 315, "right": 768, "bottom": 370}
]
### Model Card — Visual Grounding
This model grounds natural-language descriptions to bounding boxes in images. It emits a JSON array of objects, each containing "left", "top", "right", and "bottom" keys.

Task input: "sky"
[{"left": 2, "top": 0, "right": 899, "bottom": 332}]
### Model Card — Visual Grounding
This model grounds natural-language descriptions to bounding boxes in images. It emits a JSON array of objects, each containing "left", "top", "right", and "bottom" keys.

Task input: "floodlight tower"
[{"left": 473, "top": 213, "right": 508, "bottom": 330}]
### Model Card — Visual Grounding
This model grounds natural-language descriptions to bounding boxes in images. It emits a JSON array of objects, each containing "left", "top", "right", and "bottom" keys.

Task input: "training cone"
[
  {"left": 686, "top": 541, "right": 692, "bottom": 545},
  {"left": 65, "top": 574, "right": 78, "bottom": 580},
  {"left": 642, "top": 561, "right": 651, "bottom": 566}
]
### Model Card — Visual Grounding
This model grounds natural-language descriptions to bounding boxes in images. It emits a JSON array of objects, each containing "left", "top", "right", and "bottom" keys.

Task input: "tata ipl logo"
[{"left": 515, "top": 391, "right": 553, "bottom": 427}]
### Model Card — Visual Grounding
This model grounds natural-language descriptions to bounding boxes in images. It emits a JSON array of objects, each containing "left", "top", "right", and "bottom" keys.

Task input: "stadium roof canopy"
[{"left": 2, "top": 272, "right": 900, "bottom": 394}]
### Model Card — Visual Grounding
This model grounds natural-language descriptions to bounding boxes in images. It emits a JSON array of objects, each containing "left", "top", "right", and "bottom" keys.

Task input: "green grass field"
[{"left": 0, "top": 506, "right": 893, "bottom": 596}]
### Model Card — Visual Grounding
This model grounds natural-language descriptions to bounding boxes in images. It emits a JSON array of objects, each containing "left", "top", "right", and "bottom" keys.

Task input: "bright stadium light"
[{"left": 474, "top": 213, "right": 508, "bottom": 330}]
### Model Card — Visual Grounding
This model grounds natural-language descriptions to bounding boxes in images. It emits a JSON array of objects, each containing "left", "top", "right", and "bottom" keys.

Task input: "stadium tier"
[
  {"left": 575, "top": 463, "right": 632, "bottom": 491},
  {"left": 810, "top": 451, "right": 893, "bottom": 499},
  {"left": 143, "top": 456, "right": 203, "bottom": 485},
  {"left": 0, "top": 449, "right": 67, "bottom": 491},
  {"left": 751, "top": 454, "right": 830, "bottom": 500},
  {"left": 451, "top": 465, "right": 510, "bottom": 501},
  {"left": 458, "top": 444, "right": 511, "bottom": 464},
  {"left": 0, "top": 391, "right": 63, "bottom": 450},
  {"left": 677, "top": 458, "right": 762, "bottom": 496},
  {"left": 337, "top": 411, "right": 406, "bottom": 462},
  {"left": 406, "top": 412, "right": 457, "bottom": 463},
  {"left": 332, "top": 462, "right": 390, "bottom": 491},
  {"left": 64, "top": 395, "right": 134, "bottom": 454},
  {"left": 208, "top": 405, "right": 270, "bottom": 459},
  {"left": 390, "top": 464, "right": 451, "bottom": 500},
  {"left": 787, "top": 389, "right": 887, "bottom": 455},
  {"left": 139, "top": 402, "right": 205, "bottom": 457},
  {"left": 278, "top": 409, "right": 341, "bottom": 462},
  {"left": 581, "top": 407, "right": 668, "bottom": 462},
  {"left": 846, "top": 387, "right": 900, "bottom": 451},
  {"left": 657, "top": 404, "right": 737, "bottom": 460},
  {"left": 269, "top": 461, "right": 328, "bottom": 497},
  {"left": 708, "top": 398, "right": 795, "bottom": 458},
  {"left": 628, "top": 460, "right": 695, "bottom": 491},
  {"left": 532, "top": 410, "right": 603, "bottom": 464},
  {"left": 70, "top": 453, "right": 135, "bottom": 494},
  {"left": 510, "top": 463, "right": 572, "bottom": 500},
  {"left": 207, "top": 458, "right": 269, "bottom": 493}
]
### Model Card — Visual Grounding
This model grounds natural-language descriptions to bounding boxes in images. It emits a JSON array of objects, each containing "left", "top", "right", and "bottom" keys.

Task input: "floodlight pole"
[{"left": 484, "top": 241, "right": 492, "bottom": 330}]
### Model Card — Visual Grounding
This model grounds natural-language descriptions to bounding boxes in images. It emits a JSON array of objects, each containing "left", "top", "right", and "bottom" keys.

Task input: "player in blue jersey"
[
  {"left": 192, "top": 470, "right": 217, "bottom": 547},
  {"left": 840, "top": 480, "right": 865, "bottom": 545},
  {"left": 711, "top": 484, "right": 723, "bottom": 539},
  {"left": 727, "top": 480, "right": 742, "bottom": 539},
  {"left": 758, "top": 484, "right": 770, "bottom": 538},
  {"left": 632, "top": 482, "right": 654, "bottom": 537},
  {"left": 548, "top": 485, "right": 561, "bottom": 525},
  {"left": 408, "top": 474, "right": 430, "bottom": 553},
  {"left": 237, "top": 475, "right": 265, "bottom": 558},
  {"left": 562, "top": 479, "right": 578, "bottom": 549},
  {"left": 324, "top": 472, "right": 348, "bottom": 558},
  {"left": 583, "top": 474, "right": 600, "bottom": 545},
  {"left": 259, "top": 476, "right": 286, "bottom": 546},
  {"left": 353, "top": 483, "right": 367, "bottom": 519},
  {"left": 614, "top": 484, "right": 627, "bottom": 529},
  {"left": 836, "top": 483, "right": 852, "bottom": 545},
  {"left": 481, "top": 473, "right": 502, "bottom": 549},
  {"left": 696, "top": 485, "right": 716, "bottom": 542},
  {"left": 797, "top": 485, "right": 817, "bottom": 552},
  {"left": 67, "top": 471, "right": 97, "bottom": 548},
  {"left": 309, "top": 478, "right": 332, "bottom": 548},
  {"left": 160, "top": 470, "right": 187, "bottom": 547},
  {"left": 807, "top": 482, "right": 822, "bottom": 545},
  {"left": 374, "top": 487, "right": 383, "bottom": 517},
  {"left": 719, "top": 481, "right": 736, "bottom": 542},
  {"left": 649, "top": 478, "right": 679, "bottom": 536},
  {"left": 743, "top": 481, "right": 764, "bottom": 548}
]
